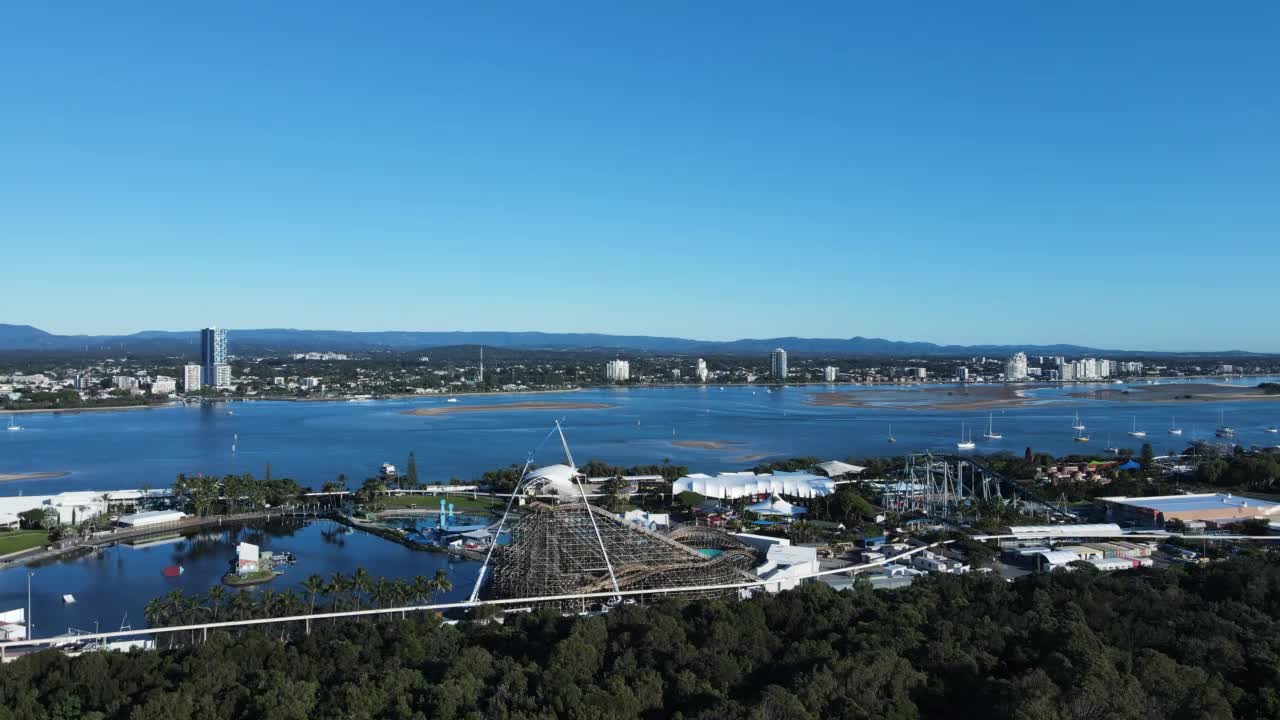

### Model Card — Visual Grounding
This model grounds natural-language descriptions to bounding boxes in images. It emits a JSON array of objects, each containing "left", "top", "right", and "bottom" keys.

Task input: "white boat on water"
[
  {"left": 446, "top": 398, "right": 458, "bottom": 403},
  {"left": 5, "top": 416, "right": 21, "bottom": 432},
  {"left": 1071, "top": 412, "right": 1085, "bottom": 432},
  {"left": 1127, "top": 416, "right": 1146, "bottom": 438},
  {"left": 1216, "top": 411, "right": 1236, "bottom": 438},
  {"left": 957, "top": 422, "right": 976, "bottom": 450},
  {"left": 1168, "top": 417, "right": 1182, "bottom": 436},
  {"left": 887, "top": 424, "right": 896, "bottom": 444},
  {"left": 982, "top": 413, "right": 1002, "bottom": 440},
  {"left": 1265, "top": 426, "right": 1279, "bottom": 434},
  {"left": 1073, "top": 426, "right": 1089, "bottom": 443}
]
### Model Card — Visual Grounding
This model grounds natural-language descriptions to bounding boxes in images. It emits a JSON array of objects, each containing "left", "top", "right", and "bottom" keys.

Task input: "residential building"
[
  {"left": 301, "top": 377, "right": 321, "bottom": 389},
  {"left": 770, "top": 348, "right": 788, "bottom": 381},
  {"left": 112, "top": 376, "right": 139, "bottom": 390},
  {"left": 695, "top": 358, "right": 708, "bottom": 382},
  {"left": 605, "top": 359, "right": 630, "bottom": 382},
  {"left": 1004, "top": 352, "right": 1028, "bottom": 381},
  {"left": 954, "top": 367, "right": 970, "bottom": 382},
  {"left": 212, "top": 364, "right": 232, "bottom": 389},
  {"left": 181, "top": 364, "right": 203, "bottom": 392},
  {"left": 823, "top": 366, "right": 838, "bottom": 382},
  {"left": 671, "top": 369, "right": 681, "bottom": 380},
  {"left": 201, "top": 327, "right": 228, "bottom": 386},
  {"left": 150, "top": 376, "right": 177, "bottom": 395}
]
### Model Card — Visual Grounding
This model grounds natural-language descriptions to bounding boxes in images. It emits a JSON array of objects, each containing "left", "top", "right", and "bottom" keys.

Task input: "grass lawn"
[
  {"left": 0, "top": 530, "right": 48, "bottom": 556},
  {"left": 380, "top": 493, "right": 505, "bottom": 512}
]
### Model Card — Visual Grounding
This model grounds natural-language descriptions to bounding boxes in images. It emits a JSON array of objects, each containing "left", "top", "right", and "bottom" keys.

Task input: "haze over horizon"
[{"left": 3, "top": 3, "right": 1277, "bottom": 351}]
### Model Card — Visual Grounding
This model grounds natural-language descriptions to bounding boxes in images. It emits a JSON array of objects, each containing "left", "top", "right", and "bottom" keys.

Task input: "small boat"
[
  {"left": 62, "top": 594, "right": 76, "bottom": 604},
  {"left": 162, "top": 565, "right": 184, "bottom": 577},
  {"left": 1168, "top": 417, "right": 1182, "bottom": 436},
  {"left": 446, "top": 397, "right": 458, "bottom": 403},
  {"left": 1105, "top": 434, "right": 1119, "bottom": 454},
  {"left": 982, "top": 413, "right": 1002, "bottom": 440},
  {"left": 957, "top": 422, "right": 975, "bottom": 450},
  {"left": 887, "top": 424, "right": 896, "bottom": 444},
  {"left": 1265, "top": 427, "right": 1279, "bottom": 434},
  {"left": 1127, "top": 416, "right": 1146, "bottom": 438},
  {"left": 1073, "top": 426, "right": 1089, "bottom": 443},
  {"left": 1216, "top": 411, "right": 1236, "bottom": 438},
  {"left": 1071, "top": 412, "right": 1086, "bottom": 432},
  {"left": 5, "top": 416, "right": 21, "bottom": 432}
]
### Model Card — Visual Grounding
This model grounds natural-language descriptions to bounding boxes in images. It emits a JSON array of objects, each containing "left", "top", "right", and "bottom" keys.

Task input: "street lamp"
[{"left": 26, "top": 571, "right": 34, "bottom": 640}]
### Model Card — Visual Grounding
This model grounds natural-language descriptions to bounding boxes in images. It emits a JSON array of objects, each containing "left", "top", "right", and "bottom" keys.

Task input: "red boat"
[{"left": 162, "top": 565, "right": 184, "bottom": 578}]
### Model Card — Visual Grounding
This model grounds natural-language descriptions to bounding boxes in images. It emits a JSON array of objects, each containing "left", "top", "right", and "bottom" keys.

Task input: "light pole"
[{"left": 26, "top": 571, "right": 34, "bottom": 639}]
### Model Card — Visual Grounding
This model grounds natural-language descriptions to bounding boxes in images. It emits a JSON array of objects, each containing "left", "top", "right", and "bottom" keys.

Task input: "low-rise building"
[{"left": 1099, "top": 493, "right": 1280, "bottom": 528}]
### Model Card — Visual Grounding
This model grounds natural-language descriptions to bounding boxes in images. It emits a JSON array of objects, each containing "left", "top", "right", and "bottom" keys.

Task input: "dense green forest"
[{"left": 5, "top": 558, "right": 1280, "bottom": 719}]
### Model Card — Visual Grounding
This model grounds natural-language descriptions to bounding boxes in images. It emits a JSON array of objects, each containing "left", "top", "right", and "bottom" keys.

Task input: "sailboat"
[
  {"left": 1073, "top": 426, "right": 1089, "bottom": 443},
  {"left": 1265, "top": 425, "right": 1279, "bottom": 434},
  {"left": 887, "top": 424, "right": 896, "bottom": 443},
  {"left": 231, "top": 433, "right": 237, "bottom": 454},
  {"left": 982, "top": 413, "right": 1002, "bottom": 440},
  {"left": 1071, "top": 412, "right": 1086, "bottom": 431},
  {"left": 1127, "top": 416, "right": 1146, "bottom": 438},
  {"left": 5, "top": 416, "right": 21, "bottom": 432},
  {"left": 1168, "top": 417, "right": 1182, "bottom": 436},
  {"left": 1105, "top": 433, "right": 1119, "bottom": 454},
  {"left": 956, "top": 422, "right": 975, "bottom": 450},
  {"left": 1216, "top": 410, "right": 1236, "bottom": 438}
]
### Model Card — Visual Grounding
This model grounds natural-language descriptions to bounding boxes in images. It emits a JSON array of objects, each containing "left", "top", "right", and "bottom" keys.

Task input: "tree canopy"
[{"left": 4, "top": 557, "right": 1280, "bottom": 719}]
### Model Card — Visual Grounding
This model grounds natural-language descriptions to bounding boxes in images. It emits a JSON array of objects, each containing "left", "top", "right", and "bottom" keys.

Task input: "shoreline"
[
  {"left": 402, "top": 401, "right": 616, "bottom": 417},
  {"left": 1, "top": 402, "right": 179, "bottom": 416},
  {"left": 671, "top": 440, "right": 746, "bottom": 450},
  {"left": 0, "top": 471, "right": 71, "bottom": 483}
]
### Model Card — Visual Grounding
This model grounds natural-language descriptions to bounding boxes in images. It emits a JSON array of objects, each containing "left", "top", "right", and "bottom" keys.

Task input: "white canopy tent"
[
  {"left": 815, "top": 460, "right": 866, "bottom": 477},
  {"left": 744, "top": 495, "right": 806, "bottom": 517},
  {"left": 672, "top": 471, "right": 836, "bottom": 500}
]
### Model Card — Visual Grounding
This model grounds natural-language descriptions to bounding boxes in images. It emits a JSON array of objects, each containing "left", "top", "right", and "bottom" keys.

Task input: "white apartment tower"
[
  {"left": 695, "top": 358, "right": 709, "bottom": 383},
  {"left": 606, "top": 359, "right": 630, "bottom": 382},
  {"left": 770, "top": 348, "right": 788, "bottom": 381},
  {"left": 823, "top": 366, "right": 838, "bottom": 382},
  {"left": 1004, "top": 352, "right": 1029, "bottom": 381},
  {"left": 182, "top": 364, "right": 203, "bottom": 392}
]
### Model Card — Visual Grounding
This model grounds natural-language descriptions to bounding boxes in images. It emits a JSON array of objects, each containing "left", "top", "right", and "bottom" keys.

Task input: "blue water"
[
  {"left": 3, "top": 380, "right": 1280, "bottom": 496},
  {"left": 0, "top": 518, "right": 478, "bottom": 636}
]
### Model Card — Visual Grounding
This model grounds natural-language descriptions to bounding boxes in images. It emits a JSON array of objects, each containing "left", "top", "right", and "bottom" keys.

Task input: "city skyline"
[{"left": 3, "top": 4, "right": 1277, "bottom": 350}]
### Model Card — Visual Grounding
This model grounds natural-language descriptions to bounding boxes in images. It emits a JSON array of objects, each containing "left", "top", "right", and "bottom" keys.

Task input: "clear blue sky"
[{"left": 2, "top": 2, "right": 1277, "bottom": 351}]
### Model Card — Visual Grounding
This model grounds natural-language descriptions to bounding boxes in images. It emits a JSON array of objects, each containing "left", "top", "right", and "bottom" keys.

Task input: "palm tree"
[
  {"left": 302, "top": 573, "right": 325, "bottom": 615},
  {"left": 328, "top": 571, "right": 347, "bottom": 612},
  {"left": 143, "top": 597, "right": 167, "bottom": 628},
  {"left": 432, "top": 569, "right": 452, "bottom": 597},
  {"left": 259, "top": 589, "right": 279, "bottom": 619},
  {"left": 411, "top": 575, "right": 432, "bottom": 605},
  {"left": 392, "top": 578, "right": 411, "bottom": 619},
  {"left": 229, "top": 589, "right": 256, "bottom": 621},
  {"left": 350, "top": 567, "right": 371, "bottom": 613},
  {"left": 205, "top": 585, "right": 226, "bottom": 622},
  {"left": 370, "top": 578, "right": 391, "bottom": 612}
]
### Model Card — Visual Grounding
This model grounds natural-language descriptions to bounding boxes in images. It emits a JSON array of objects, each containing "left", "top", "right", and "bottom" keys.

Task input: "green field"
[
  {"left": 379, "top": 493, "right": 505, "bottom": 512},
  {"left": 0, "top": 530, "right": 48, "bottom": 556}
]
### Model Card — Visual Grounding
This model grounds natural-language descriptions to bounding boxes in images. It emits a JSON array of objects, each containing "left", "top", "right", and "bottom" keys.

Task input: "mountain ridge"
[{"left": 0, "top": 324, "right": 1264, "bottom": 357}]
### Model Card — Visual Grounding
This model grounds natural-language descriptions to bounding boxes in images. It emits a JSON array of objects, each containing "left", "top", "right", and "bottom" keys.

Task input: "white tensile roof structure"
[
  {"left": 815, "top": 460, "right": 866, "bottom": 477},
  {"left": 744, "top": 495, "right": 806, "bottom": 517},
  {"left": 523, "top": 464, "right": 582, "bottom": 497},
  {"left": 672, "top": 470, "right": 836, "bottom": 499}
]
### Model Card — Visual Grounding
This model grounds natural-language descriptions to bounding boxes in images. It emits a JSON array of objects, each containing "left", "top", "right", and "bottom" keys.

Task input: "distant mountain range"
[{"left": 0, "top": 324, "right": 1265, "bottom": 357}]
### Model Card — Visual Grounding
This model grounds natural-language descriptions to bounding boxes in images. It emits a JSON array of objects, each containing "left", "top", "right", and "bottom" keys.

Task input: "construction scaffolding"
[{"left": 489, "top": 502, "right": 758, "bottom": 609}]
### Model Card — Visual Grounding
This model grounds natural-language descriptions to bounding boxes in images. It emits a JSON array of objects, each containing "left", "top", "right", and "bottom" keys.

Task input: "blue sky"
[{"left": 2, "top": 2, "right": 1277, "bottom": 351}]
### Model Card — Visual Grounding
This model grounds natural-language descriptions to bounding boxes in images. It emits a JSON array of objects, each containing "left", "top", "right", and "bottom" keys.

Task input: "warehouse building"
[{"left": 1099, "top": 493, "right": 1280, "bottom": 528}]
